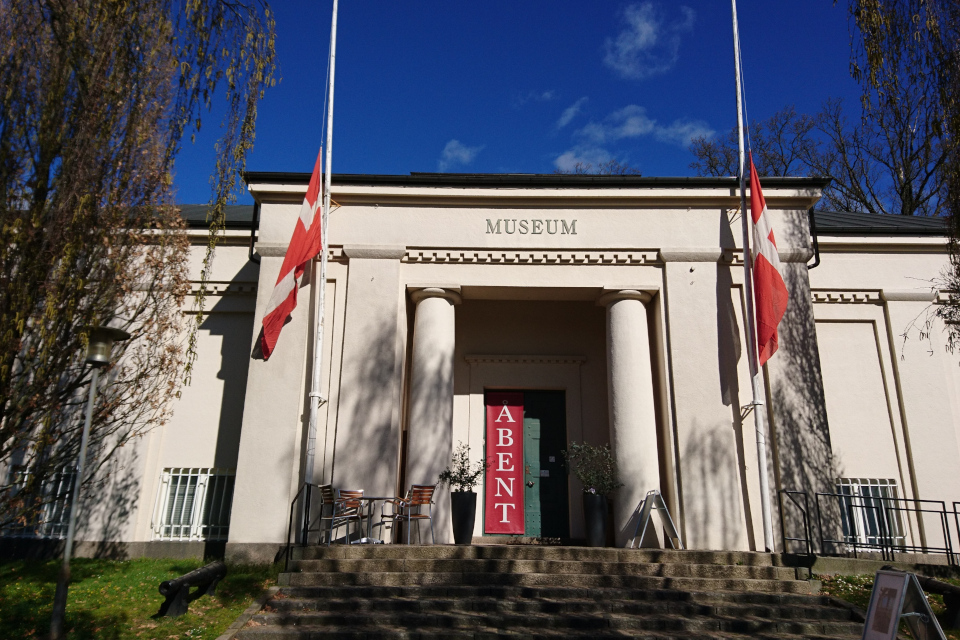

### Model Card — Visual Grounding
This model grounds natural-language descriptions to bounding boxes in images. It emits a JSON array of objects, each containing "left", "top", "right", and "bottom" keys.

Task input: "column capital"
[
  {"left": 597, "top": 289, "right": 654, "bottom": 307},
  {"left": 409, "top": 286, "right": 462, "bottom": 305}
]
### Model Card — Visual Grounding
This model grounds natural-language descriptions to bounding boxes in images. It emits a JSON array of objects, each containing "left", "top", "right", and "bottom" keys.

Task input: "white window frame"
[
  {"left": 0, "top": 466, "right": 75, "bottom": 539},
  {"left": 836, "top": 477, "right": 907, "bottom": 549},
  {"left": 152, "top": 467, "right": 235, "bottom": 541}
]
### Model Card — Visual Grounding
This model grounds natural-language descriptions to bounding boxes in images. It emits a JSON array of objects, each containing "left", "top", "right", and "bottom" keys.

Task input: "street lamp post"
[{"left": 50, "top": 326, "right": 130, "bottom": 640}]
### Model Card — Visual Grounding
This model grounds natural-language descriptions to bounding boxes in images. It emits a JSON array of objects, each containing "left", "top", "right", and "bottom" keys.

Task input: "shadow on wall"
[
  {"left": 79, "top": 450, "right": 142, "bottom": 559},
  {"left": 333, "top": 317, "right": 405, "bottom": 497},
  {"left": 680, "top": 419, "right": 750, "bottom": 550},
  {"left": 716, "top": 213, "right": 757, "bottom": 550},
  {"left": 200, "top": 306, "right": 255, "bottom": 470},
  {"left": 769, "top": 214, "right": 842, "bottom": 554}
]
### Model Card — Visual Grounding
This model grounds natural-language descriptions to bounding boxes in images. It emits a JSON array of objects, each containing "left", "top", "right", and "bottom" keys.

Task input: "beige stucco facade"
[{"left": 9, "top": 174, "right": 958, "bottom": 562}]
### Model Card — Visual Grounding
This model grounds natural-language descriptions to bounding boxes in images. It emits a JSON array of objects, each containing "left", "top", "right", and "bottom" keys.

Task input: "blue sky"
[{"left": 173, "top": 1, "right": 861, "bottom": 205}]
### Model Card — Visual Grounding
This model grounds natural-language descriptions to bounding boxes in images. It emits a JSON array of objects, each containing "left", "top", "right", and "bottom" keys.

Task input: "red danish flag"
[
  {"left": 260, "top": 149, "right": 324, "bottom": 360},
  {"left": 749, "top": 153, "right": 788, "bottom": 366}
]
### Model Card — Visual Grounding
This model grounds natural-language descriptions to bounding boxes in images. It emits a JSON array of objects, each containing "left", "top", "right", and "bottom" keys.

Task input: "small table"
[{"left": 351, "top": 496, "right": 395, "bottom": 544}]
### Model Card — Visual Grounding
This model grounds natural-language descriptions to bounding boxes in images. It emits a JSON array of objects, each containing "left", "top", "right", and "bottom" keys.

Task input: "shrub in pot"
[
  {"left": 437, "top": 441, "right": 489, "bottom": 545},
  {"left": 562, "top": 442, "right": 623, "bottom": 547}
]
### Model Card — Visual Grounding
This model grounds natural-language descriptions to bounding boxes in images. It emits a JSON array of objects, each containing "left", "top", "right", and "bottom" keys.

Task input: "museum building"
[{"left": 6, "top": 172, "right": 960, "bottom": 562}]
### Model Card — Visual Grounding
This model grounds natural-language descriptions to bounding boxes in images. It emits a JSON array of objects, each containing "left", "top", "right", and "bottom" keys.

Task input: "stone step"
[
  {"left": 238, "top": 546, "right": 857, "bottom": 639},
  {"left": 289, "top": 558, "right": 796, "bottom": 580},
  {"left": 273, "top": 584, "right": 836, "bottom": 605},
  {"left": 266, "top": 594, "right": 854, "bottom": 621},
  {"left": 273, "top": 584, "right": 838, "bottom": 606},
  {"left": 280, "top": 571, "right": 816, "bottom": 593},
  {"left": 249, "top": 608, "right": 863, "bottom": 635},
  {"left": 237, "top": 628, "right": 854, "bottom": 640},
  {"left": 289, "top": 545, "right": 782, "bottom": 566}
]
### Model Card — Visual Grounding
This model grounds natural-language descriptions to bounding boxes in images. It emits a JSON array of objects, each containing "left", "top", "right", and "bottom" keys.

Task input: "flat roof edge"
[{"left": 243, "top": 171, "right": 832, "bottom": 190}]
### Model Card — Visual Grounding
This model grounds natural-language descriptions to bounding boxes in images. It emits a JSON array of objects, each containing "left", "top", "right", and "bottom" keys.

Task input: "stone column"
[
  {"left": 406, "top": 287, "right": 461, "bottom": 544},
  {"left": 599, "top": 289, "right": 661, "bottom": 547}
]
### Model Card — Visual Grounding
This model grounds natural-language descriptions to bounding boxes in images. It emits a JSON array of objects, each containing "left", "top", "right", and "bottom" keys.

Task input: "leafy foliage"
[
  {"left": 437, "top": 441, "right": 489, "bottom": 493},
  {"left": 562, "top": 441, "right": 623, "bottom": 497},
  {"left": 848, "top": 1, "right": 960, "bottom": 353},
  {"left": 0, "top": 0, "right": 275, "bottom": 529}
]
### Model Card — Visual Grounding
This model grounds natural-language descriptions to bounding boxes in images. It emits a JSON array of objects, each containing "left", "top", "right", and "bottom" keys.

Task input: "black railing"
[
  {"left": 780, "top": 489, "right": 956, "bottom": 565},
  {"left": 778, "top": 490, "right": 812, "bottom": 556},
  {"left": 285, "top": 482, "right": 333, "bottom": 571}
]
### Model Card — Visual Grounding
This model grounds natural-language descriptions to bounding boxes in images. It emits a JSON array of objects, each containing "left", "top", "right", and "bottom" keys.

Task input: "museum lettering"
[{"left": 485, "top": 218, "right": 577, "bottom": 235}]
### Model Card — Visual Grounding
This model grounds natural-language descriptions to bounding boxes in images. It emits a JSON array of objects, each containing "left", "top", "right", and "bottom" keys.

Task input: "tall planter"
[
  {"left": 582, "top": 493, "right": 608, "bottom": 547},
  {"left": 450, "top": 491, "right": 477, "bottom": 545}
]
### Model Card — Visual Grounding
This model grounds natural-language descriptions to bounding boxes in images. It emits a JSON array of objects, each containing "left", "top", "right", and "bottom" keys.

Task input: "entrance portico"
[{"left": 227, "top": 173, "right": 826, "bottom": 559}]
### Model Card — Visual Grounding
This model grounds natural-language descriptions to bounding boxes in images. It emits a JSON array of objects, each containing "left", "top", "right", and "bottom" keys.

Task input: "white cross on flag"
[
  {"left": 260, "top": 149, "right": 324, "bottom": 360},
  {"left": 748, "top": 153, "right": 788, "bottom": 365}
]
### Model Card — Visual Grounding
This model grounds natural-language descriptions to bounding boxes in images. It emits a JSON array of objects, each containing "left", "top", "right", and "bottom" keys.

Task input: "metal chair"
[
  {"left": 303, "top": 484, "right": 337, "bottom": 546},
  {"left": 334, "top": 489, "right": 367, "bottom": 544},
  {"left": 380, "top": 485, "right": 436, "bottom": 545}
]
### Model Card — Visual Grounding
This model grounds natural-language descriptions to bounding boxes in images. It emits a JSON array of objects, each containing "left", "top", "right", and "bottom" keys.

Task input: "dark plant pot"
[
  {"left": 450, "top": 491, "right": 477, "bottom": 545},
  {"left": 583, "top": 493, "right": 608, "bottom": 547}
]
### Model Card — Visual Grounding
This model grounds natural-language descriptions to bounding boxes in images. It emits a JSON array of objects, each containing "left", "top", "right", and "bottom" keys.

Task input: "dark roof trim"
[
  {"left": 178, "top": 204, "right": 256, "bottom": 229},
  {"left": 243, "top": 171, "right": 832, "bottom": 190},
  {"left": 813, "top": 210, "right": 947, "bottom": 237}
]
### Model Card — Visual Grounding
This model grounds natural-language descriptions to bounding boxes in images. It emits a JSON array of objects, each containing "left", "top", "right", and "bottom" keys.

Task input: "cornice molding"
[
  {"left": 811, "top": 290, "right": 882, "bottom": 304},
  {"left": 404, "top": 248, "right": 661, "bottom": 265},
  {"left": 881, "top": 289, "right": 938, "bottom": 303},
  {"left": 189, "top": 281, "right": 257, "bottom": 296}
]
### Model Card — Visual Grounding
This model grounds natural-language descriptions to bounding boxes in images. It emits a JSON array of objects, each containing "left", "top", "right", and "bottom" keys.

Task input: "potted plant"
[
  {"left": 437, "top": 441, "right": 489, "bottom": 545},
  {"left": 562, "top": 442, "right": 623, "bottom": 547}
]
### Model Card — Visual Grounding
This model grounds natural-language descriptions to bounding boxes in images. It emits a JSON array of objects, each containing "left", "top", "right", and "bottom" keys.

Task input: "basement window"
[
  {"left": 0, "top": 466, "right": 75, "bottom": 539},
  {"left": 836, "top": 478, "right": 906, "bottom": 549},
  {"left": 152, "top": 468, "right": 235, "bottom": 542}
]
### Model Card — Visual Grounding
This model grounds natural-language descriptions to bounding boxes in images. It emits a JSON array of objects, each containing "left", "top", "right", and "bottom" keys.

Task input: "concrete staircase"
[{"left": 235, "top": 546, "right": 865, "bottom": 639}]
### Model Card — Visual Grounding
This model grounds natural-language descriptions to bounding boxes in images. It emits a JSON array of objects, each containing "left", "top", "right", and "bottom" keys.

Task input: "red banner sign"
[{"left": 484, "top": 392, "right": 524, "bottom": 534}]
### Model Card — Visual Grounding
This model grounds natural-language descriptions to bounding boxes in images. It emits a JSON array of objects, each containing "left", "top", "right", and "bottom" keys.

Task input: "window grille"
[
  {"left": 0, "top": 467, "right": 75, "bottom": 539},
  {"left": 836, "top": 478, "right": 906, "bottom": 548},
  {"left": 152, "top": 468, "right": 235, "bottom": 541}
]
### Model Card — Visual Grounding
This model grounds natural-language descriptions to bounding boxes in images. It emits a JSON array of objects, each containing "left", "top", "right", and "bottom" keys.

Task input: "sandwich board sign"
[{"left": 862, "top": 570, "right": 945, "bottom": 640}]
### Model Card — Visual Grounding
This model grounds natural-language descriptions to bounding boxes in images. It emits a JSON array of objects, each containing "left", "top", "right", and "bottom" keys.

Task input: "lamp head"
[{"left": 84, "top": 326, "right": 131, "bottom": 367}]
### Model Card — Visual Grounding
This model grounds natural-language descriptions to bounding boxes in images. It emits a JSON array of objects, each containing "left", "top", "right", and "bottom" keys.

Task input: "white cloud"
[
  {"left": 438, "top": 139, "right": 484, "bottom": 172},
  {"left": 553, "top": 146, "right": 613, "bottom": 172},
  {"left": 556, "top": 97, "right": 589, "bottom": 129},
  {"left": 574, "top": 105, "right": 713, "bottom": 148},
  {"left": 513, "top": 90, "right": 557, "bottom": 108},
  {"left": 604, "top": 3, "right": 695, "bottom": 80},
  {"left": 654, "top": 119, "right": 715, "bottom": 146},
  {"left": 554, "top": 103, "right": 713, "bottom": 172}
]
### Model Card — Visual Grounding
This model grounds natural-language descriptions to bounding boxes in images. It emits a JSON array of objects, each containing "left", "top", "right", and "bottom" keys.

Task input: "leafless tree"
[
  {"left": 691, "top": 98, "right": 947, "bottom": 218},
  {"left": 555, "top": 159, "right": 643, "bottom": 176}
]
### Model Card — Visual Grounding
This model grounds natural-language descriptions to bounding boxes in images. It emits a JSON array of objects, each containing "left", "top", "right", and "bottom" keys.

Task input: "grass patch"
[
  {"left": 0, "top": 557, "right": 278, "bottom": 639},
  {"left": 820, "top": 573, "right": 960, "bottom": 639}
]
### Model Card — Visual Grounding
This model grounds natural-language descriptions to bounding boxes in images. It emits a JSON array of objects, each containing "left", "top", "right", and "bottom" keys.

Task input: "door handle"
[{"left": 526, "top": 481, "right": 535, "bottom": 488}]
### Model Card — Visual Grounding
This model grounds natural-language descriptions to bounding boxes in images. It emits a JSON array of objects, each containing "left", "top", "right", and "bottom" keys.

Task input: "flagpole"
[
  {"left": 305, "top": 0, "right": 338, "bottom": 486},
  {"left": 731, "top": 0, "right": 775, "bottom": 553}
]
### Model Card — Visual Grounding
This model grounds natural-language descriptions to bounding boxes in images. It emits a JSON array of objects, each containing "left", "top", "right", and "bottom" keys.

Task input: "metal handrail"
[
  {"left": 285, "top": 482, "right": 332, "bottom": 571},
  {"left": 778, "top": 490, "right": 812, "bottom": 556},
  {"left": 815, "top": 491, "right": 955, "bottom": 564}
]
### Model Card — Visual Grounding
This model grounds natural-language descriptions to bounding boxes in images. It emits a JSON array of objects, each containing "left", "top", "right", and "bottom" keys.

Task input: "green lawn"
[
  {"left": 819, "top": 573, "right": 960, "bottom": 639},
  {"left": 0, "top": 557, "right": 279, "bottom": 640}
]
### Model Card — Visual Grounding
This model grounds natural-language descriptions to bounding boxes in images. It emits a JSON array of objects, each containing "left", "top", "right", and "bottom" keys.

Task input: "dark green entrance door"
[{"left": 523, "top": 391, "right": 569, "bottom": 539}]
